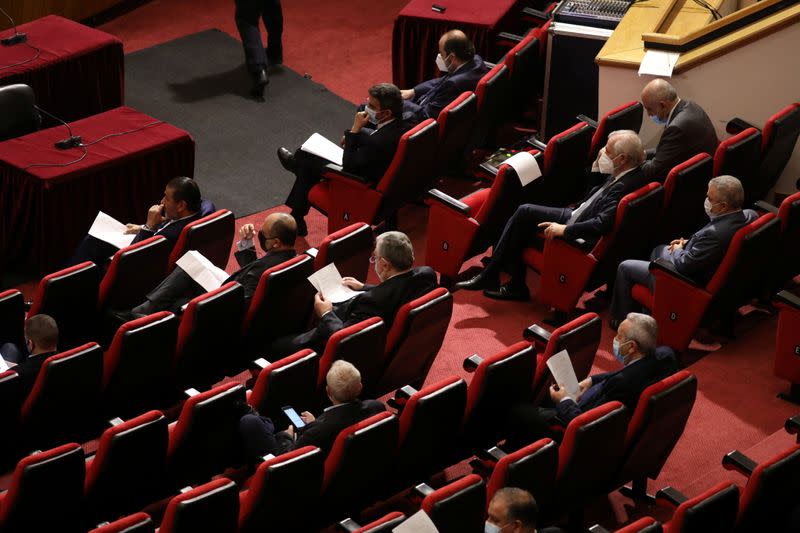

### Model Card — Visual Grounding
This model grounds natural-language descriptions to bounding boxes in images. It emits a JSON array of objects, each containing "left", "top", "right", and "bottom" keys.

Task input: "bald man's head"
[
  {"left": 438, "top": 29, "right": 475, "bottom": 69},
  {"left": 641, "top": 79, "right": 679, "bottom": 123},
  {"left": 259, "top": 212, "right": 297, "bottom": 252}
]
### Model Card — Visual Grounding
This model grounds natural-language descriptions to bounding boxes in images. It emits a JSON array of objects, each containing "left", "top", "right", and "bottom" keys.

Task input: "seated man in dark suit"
[
  {"left": 610, "top": 175, "right": 758, "bottom": 326},
  {"left": 640, "top": 78, "right": 718, "bottom": 183},
  {"left": 122, "top": 212, "right": 297, "bottom": 316},
  {"left": 399, "top": 29, "right": 489, "bottom": 124},
  {"left": 4, "top": 315, "right": 59, "bottom": 396},
  {"left": 238, "top": 360, "right": 386, "bottom": 465},
  {"left": 504, "top": 313, "right": 677, "bottom": 450},
  {"left": 456, "top": 130, "right": 648, "bottom": 302},
  {"left": 270, "top": 230, "right": 438, "bottom": 357},
  {"left": 277, "top": 83, "right": 409, "bottom": 236},
  {"left": 67, "top": 176, "right": 204, "bottom": 267}
]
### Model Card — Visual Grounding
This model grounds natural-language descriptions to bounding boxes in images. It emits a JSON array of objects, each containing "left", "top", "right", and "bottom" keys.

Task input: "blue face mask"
[
  {"left": 485, "top": 522, "right": 502, "bottom": 533},
  {"left": 613, "top": 338, "right": 631, "bottom": 365},
  {"left": 650, "top": 114, "right": 668, "bottom": 126}
]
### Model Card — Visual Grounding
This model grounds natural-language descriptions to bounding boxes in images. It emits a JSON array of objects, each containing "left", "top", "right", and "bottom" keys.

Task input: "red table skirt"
[
  {"left": 0, "top": 15, "right": 124, "bottom": 123},
  {"left": 0, "top": 107, "right": 195, "bottom": 274},
  {"left": 392, "top": 0, "right": 526, "bottom": 89}
]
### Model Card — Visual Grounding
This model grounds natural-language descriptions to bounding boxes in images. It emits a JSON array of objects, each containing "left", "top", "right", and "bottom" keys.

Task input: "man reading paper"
[
  {"left": 503, "top": 313, "right": 677, "bottom": 450},
  {"left": 116, "top": 213, "right": 297, "bottom": 318}
]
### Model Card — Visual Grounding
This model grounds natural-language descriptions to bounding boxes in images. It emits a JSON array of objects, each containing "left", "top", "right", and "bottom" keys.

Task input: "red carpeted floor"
[{"left": 9, "top": 1, "right": 797, "bottom": 528}]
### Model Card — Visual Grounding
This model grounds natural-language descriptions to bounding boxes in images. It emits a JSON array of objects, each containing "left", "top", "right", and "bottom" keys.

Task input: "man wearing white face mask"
[
  {"left": 640, "top": 78, "right": 718, "bottom": 183},
  {"left": 486, "top": 488, "right": 566, "bottom": 533},
  {"left": 399, "top": 29, "right": 489, "bottom": 124},
  {"left": 278, "top": 83, "right": 408, "bottom": 236},
  {"left": 609, "top": 175, "right": 757, "bottom": 326},
  {"left": 268, "top": 231, "right": 437, "bottom": 357},
  {"left": 504, "top": 313, "right": 676, "bottom": 450},
  {"left": 456, "top": 130, "right": 647, "bottom": 302}
]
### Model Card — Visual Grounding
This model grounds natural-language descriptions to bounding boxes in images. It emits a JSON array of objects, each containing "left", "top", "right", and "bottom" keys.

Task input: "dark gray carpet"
[{"left": 125, "top": 29, "right": 356, "bottom": 217}]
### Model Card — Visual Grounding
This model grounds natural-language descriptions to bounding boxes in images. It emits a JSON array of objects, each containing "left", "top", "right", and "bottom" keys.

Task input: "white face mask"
[
  {"left": 704, "top": 197, "right": 722, "bottom": 219},
  {"left": 373, "top": 258, "right": 384, "bottom": 282},
  {"left": 597, "top": 149, "right": 616, "bottom": 175},
  {"left": 435, "top": 53, "right": 449, "bottom": 72},
  {"left": 484, "top": 522, "right": 502, "bottom": 533},
  {"left": 365, "top": 105, "right": 379, "bottom": 124}
]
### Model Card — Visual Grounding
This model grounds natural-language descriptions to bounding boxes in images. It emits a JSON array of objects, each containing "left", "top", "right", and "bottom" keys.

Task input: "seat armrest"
[
  {"left": 754, "top": 200, "right": 778, "bottom": 214},
  {"left": 523, "top": 323, "right": 551, "bottom": 343},
  {"left": 649, "top": 258, "right": 700, "bottom": 288},
  {"left": 655, "top": 486, "right": 688, "bottom": 507},
  {"left": 108, "top": 417, "right": 124, "bottom": 427},
  {"left": 527, "top": 137, "right": 547, "bottom": 151},
  {"left": 305, "top": 247, "right": 319, "bottom": 258},
  {"left": 183, "top": 388, "right": 200, "bottom": 398},
  {"left": 522, "top": 6, "right": 551, "bottom": 22},
  {"left": 484, "top": 61, "right": 497, "bottom": 69},
  {"left": 255, "top": 453, "right": 275, "bottom": 465},
  {"left": 463, "top": 354, "right": 483, "bottom": 372},
  {"left": 588, "top": 526, "right": 611, "bottom": 533},
  {"left": 726, "top": 117, "right": 758, "bottom": 135},
  {"left": 336, "top": 518, "right": 362, "bottom": 532},
  {"left": 249, "top": 357, "right": 271, "bottom": 379},
  {"left": 785, "top": 414, "right": 800, "bottom": 436},
  {"left": 477, "top": 445, "right": 508, "bottom": 463},
  {"left": 496, "top": 31, "right": 524, "bottom": 44},
  {"left": 323, "top": 163, "right": 370, "bottom": 184},
  {"left": 387, "top": 385, "right": 418, "bottom": 411},
  {"left": 412, "top": 483, "right": 435, "bottom": 499},
  {"left": 576, "top": 114, "right": 598, "bottom": 129},
  {"left": 427, "top": 188, "right": 471, "bottom": 216},
  {"left": 179, "top": 485, "right": 193, "bottom": 494},
  {"left": 722, "top": 450, "right": 758, "bottom": 476},
  {"left": 775, "top": 290, "right": 800, "bottom": 309}
]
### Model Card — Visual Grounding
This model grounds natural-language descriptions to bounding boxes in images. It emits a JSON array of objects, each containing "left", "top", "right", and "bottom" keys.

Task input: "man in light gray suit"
[
  {"left": 640, "top": 79, "right": 718, "bottom": 183},
  {"left": 609, "top": 175, "right": 758, "bottom": 325}
]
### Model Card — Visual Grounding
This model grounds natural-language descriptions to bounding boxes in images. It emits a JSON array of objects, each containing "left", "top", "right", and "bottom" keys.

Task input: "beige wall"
[{"left": 599, "top": 21, "right": 800, "bottom": 200}]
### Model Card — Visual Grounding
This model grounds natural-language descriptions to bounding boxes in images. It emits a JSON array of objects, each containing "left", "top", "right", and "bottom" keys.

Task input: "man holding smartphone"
[{"left": 239, "top": 360, "right": 385, "bottom": 465}]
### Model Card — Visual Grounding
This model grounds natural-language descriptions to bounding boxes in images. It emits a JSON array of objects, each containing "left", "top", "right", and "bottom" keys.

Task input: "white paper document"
[
  {"left": 393, "top": 510, "right": 439, "bottom": 533},
  {"left": 503, "top": 151, "right": 542, "bottom": 186},
  {"left": 87, "top": 211, "right": 137, "bottom": 250},
  {"left": 638, "top": 50, "right": 680, "bottom": 77},
  {"left": 300, "top": 132, "right": 344, "bottom": 166},
  {"left": 546, "top": 349, "right": 581, "bottom": 399},
  {"left": 176, "top": 250, "right": 230, "bottom": 292},
  {"left": 307, "top": 263, "right": 359, "bottom": 303},
  {"left": 0, "top": 355, "right": 8, "bottom": 372}
]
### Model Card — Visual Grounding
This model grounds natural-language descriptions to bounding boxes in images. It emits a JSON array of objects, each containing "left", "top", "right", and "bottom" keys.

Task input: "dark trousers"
[
  {"left": 609, "top": 244, "right": 671, "bottom": 322},
  {"left": 504, "top": 403, "right": 565, "bottom": 451},
  {"left": 132, "top": 268, "right": 205, "bottom": 315},
  {"left": 486, "top": 204, "right": 571, "bottom": 286},
  {"left": 284, "top": 150, "right": 332, "bottom": 218},
  {"left": 239, "top": 413, "right": 278, "bottom": 465},
  {"left": 66, "top": 235, "right": 118, "bottom": 268},
  {"left": 234, "top": 0, "right": 283, "bottom": 72}
]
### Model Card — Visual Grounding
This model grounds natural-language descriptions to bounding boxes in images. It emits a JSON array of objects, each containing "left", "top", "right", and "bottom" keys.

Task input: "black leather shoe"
[
  {"left": 454, "top": 270, "right": 499, "bottom": 292},
  {"left": 483, "top": 284, "right": 530, "bottom": 302},
  {"left": 250, "top": 67, "right": 268, "bottom": 99},
  {"left": 277, "top": 147, "right": 296, "bottom": 173}
]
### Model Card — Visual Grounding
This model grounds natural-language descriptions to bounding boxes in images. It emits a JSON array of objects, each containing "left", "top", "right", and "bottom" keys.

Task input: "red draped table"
[
  {"left": 0, "top": 107, "right": 195, "bottom": 273},
  {"left": 392, "top": 0, "right": 525, "bottom": 89},
  {"left": 0, "top": 15, "right": 124, "bottom": 123}
]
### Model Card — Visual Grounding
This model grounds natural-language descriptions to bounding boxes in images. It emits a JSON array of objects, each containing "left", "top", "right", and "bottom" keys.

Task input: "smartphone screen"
[{"left": 282, "top": 406, "right": 306, "bottom": 429}]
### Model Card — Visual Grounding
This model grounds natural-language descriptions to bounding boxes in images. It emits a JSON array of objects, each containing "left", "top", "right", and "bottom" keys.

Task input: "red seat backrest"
[
  {"left": 313, "top": 222, "right": 373, "bottom": 281},
  {"left": 98, "top": 236, "right": 170, "bottom": 310},
  {"left": 167, "top": 209, "right": 235, "bottom": 271},
  {"left": 248, "top": 349, "right": 320, "bottom": 422}
]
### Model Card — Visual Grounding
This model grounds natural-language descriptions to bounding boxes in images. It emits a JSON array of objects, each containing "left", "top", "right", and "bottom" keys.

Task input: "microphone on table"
[
  {"left": 0, "top": 7, "right": 27, "bottom": 46},
  {"left": 34, "top": 105, "right": 83, "bottom": 149}
]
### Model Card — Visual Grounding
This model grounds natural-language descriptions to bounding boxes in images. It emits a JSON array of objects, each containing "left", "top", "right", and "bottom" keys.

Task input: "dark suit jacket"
[
  {"left": 273, "top": 399, "right": 386, "bottom": 456},
  {"left": 555, "top": 348, "right": 677, "bottom": 424},
  {"left": 142, "top": 248, "right": 297, "bottom": 313},
  {"left": 279, "top": 266, "right": 438, "bottom": 355},
  {"left": 563, "top": 166, "right": 647, "bottom": 246},
  {"left": 15, "top": 351, "right": 57, "bottom": 398},
  {"left": 132, "top": 211, "right": 202, "bottom": 245},
  {"left": 342, "top": 119, "right": 408, "bottom": 184},
  {"left": 663, "top": 209, "right": 758, "bottom": 286},
  {"left": 406, "top": 55, "right": 489, "bottom": 123},
  {"left": 642, "top": 100, "right": 718, "bottom": 183}
]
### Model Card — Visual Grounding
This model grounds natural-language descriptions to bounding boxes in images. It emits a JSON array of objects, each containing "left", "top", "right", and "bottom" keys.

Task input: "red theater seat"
[
  {"left": 308, "top": 119, "right": 439, "bottom": 233},
  {"left": 167, "top": 209, "right": 235, "bottom": 273},
  {"left": 159, "top": 478, "right": 239, "bottom": 533},
  {"left": 247, "top": 349, "right": 320, "bottom": 423},
  {"left": 657, "top": 482, "right": 739, "bottom": 533},
  {"left": 436, "top": 91, "right": 478, "bottom": 174},
  {"left": 318, "top": 316, "right": 387, "bottom": 395},
  {"left": 485, "top": 438, "right": 558, "bottom": 516},
  {"left": 658, "top": 154, "right": 713, "bottom": 244},
  {"left": 0, "top": 289, "right": 25, "bottom": 349},
  {"left": 98, "top": 236, "right": 170, "bottom": 311},
  {"left": 0, "top": 443, "right": 85, "bottom": 532},
  {"left": 586, "top": 101, "right": 644, "bottom": 164},
  {"left": 472, "top": 63, "right": 511, "bottom": 150},
  {"left": 20, "top": 342, "right": 103, "bottom": 449},
  {"left": 774, "top": 290, "right": 800, "bottom": 401},
  {"left": 712, "top": 128, "right": 761, "bottom": 205},
  {"left": 238, "top": 446, "right": 325, "bottom": 533},
  {"left": 337, "top": 512, "right": 407, "bottom": 533},
  {"left": 420, "top": 474, "right": 486, "bottom": 533},
  {"left": 523, "top": 183, "right": 664, "bottom": 314},
  {"left": 88, "top": 512, "right": 154, "bottom": 533},
  {"left": 313, "top": 222, "right": 374, "bottom": 281}
]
